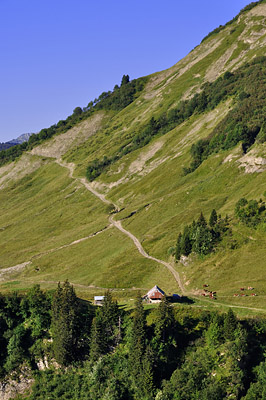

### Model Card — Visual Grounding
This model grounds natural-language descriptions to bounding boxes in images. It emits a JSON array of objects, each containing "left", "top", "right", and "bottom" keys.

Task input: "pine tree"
[
  {"left": 197, "top": 212, "right": 207, "bottom": 227},
  {"left": 175, "top": 233, "right": 182, "bottom": 260},
  {"left": 89, "top": 315, "right": 104, "bottom": 362},
  {"left": 141, "top": 345, "right": 155, "bottom": 400},
  {"left": 224, "top": 308, "right": 237, "bottom": 341},
  {"left": 129, "top": 293, "right": 146, "bottom": 380},
  {"left": 180, "top": 225, "right": 192, "bottom": 256},
  {"left": 209, "top": 209, "right": 218, "bottom": 227},
  {"left": 121, "top": 74, "right": 130, "bottom": 86},
  {"left": 154, "top": 296, "right": 174, "bottom": 344},
  {"left": 89, "top": 291, "right": 120, "bottom": 361},
  {"left": 101, "top": 291, "right": 119, "bottom": 343},
  {"left": 51, "top": 280, "right": 80, "bottom": 366}
]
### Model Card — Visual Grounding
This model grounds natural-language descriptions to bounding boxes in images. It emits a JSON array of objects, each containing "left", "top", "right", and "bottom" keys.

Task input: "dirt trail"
[
  {"left": 54, "top": 159, "right": 266, "bottom": 312},
  {"left": 109, "top": 216, "right": 185, "bottom": 293},
  {"left": 56, "top": 158, "right": 185, "bottom": 293},
  {"left": 31, "top": 225, "right": 112, "bottom": 261}
]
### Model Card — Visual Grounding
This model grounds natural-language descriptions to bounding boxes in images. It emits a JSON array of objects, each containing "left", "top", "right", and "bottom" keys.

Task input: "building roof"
[
  {"left": 94, "top": 296, "right": 105, "bottom": 301},
  {"left": 145, "top": 285, "right": 165, "bottom": 299}
]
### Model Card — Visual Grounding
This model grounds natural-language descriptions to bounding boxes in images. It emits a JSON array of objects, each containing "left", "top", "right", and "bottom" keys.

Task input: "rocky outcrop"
[{"left": 0, "top": 369, "right": 33, "bottom": 400}]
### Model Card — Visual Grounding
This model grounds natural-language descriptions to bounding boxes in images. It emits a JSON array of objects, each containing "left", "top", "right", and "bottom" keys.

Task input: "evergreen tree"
[
  {"left": 153, "top": 296, "right": 177, "bottom": 380},
  {"left": 101, "top": 291, "right": 119, "bottom": 346},
  {"left": 209, "top": 209, "right": 218, "bottom": 227},
  {"left": 224, "top": 308, "right": 237, "bottom": 341},
  {"left": 154, "top": 296, "right": 175, "bottom": 345},
  {"left": 89, "top": 315, "right": 104, "bottom": 362},
  {"left": 175, "top": 233, "right": 182, "bottom": 260},
  {"left": 121, "top": 74, "right": 130, "bottom": 86},
  {"left": 180, "top": 225, "right": 192, "bottom": 256},
  {"left": 89, "top": 291, "right": 120, "bottom": 361},
  {"left": 140, "top": 345, "right": 155, "bottom": 400},
  {"left": 129, "top": 293, "right": 146, "bottom": 381},
  {"left": 51, "top": 280, "right": 80, "bottom": 366},
  {"left": 192, "top": 225, "right": 213, "bottom": 255},
  {"left": 197, "top": 212, "right": 207, "bottom": 227}
]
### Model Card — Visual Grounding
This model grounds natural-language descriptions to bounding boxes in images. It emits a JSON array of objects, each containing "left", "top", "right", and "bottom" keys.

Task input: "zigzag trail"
[
  {"left": 55, "top": 159, "right": 186, "bottom": 294},
  {"left": 3, "top": 157, "right": 264, "bottom": 312},
  {"left": 55, "top": 159, "right": 266, "bottom": 313}
]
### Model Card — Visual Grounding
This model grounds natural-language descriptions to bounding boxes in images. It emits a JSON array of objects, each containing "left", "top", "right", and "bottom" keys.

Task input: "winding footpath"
[
  {"left": 2, "top": 157, "right": 265, "bottom": 313},
  {"left": 55, "top": 159, "right": 266, "bottom": 313},
  {"left": 56, "top": 159, "right": 185, "bottom": 294}
]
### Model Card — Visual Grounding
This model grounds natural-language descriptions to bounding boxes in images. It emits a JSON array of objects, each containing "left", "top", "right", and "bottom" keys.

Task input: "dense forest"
[{"left": 1, "top": 282, "right": 266, "bottom": 399}]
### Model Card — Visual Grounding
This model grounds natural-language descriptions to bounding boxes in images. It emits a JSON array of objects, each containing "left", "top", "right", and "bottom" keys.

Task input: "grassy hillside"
[{"left": 0, "top": 2, "right": 265, "bottom": 314}]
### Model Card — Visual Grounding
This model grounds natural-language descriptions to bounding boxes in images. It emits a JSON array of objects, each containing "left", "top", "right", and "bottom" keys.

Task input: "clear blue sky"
[{"left": 0, "top": 0, "right": 252, "bottom": 142}]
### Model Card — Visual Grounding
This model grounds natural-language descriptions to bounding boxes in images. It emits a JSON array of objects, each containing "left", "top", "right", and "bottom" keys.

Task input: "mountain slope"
[
  {"left": 0, "top": 133, "right": 33, "bottom": 151},
  {"left": 0, "top": 1, "right": 266, "bottom": 312}
]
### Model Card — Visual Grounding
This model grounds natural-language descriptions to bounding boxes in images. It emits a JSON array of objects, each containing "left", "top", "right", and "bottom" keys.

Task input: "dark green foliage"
[
  {"left": 21, "top": 285, "right": 51, "bottom": 339},
  {"left": 201, "top": 1, "right": 264, "bottom": 43},
  {"left": 2, "top": 287, "right": 266, "bottom": 400},
  {"left": 244, "top": 360, "right": 266, "bottom": 400},
  {"left": 224, "top": 308, "right": 238, "bottom": 341},
  {"left": 51, "top": 280, "right": 81, "bottom": 366},
  {"left": 209, "top": 209, "right": 217, "bottom": 227},
  {"left": 152, "top": 297, "right": 178, "bottom": 382},
  {"left": 129, "top": 293, "right": 146, "bottom": 369},
  {"left": 175, "top": 210, "right": 229, "bottom": 260},
  {"left": 235, "top": 197, "right": 266, "bottom": 227},
  {"left": 180, "top": 225, "right": 192, "bottom": 256},
  {"left": 175, "top": 233, "right": 182, "bottom": 260},
  {"left": 184, "top": 57, "right": 266, "bottom": 174},
  {"left": 86, "top": 58, "right": 266, "bottom": 181},
  {"left": 89, "top": 291, "right": 120, "bottom": 361},
  {"left": 121, "top": 74, "right": 130, "bottom": 86},
  {"left": 4, "top": 324, "right": 30, "bottom": 373},
  {"left": 86, "top": 154, "right": 121, "bottom": 181}
]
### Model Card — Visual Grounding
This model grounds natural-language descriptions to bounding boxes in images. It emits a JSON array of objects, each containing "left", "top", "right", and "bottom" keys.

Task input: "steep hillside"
[{"left": 0, "top": 1, "right": 266, "bottom": 313}]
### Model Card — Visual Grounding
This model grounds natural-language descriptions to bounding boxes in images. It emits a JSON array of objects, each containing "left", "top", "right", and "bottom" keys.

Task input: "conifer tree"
[
  {"left": 180, "top": 225, "right": 192, "bottom": 256},
  {"left": 154, "top": 296, "right": 174, "bottom": 345},
  {"left": 121, "top": 74, "right": 130, "bottom": 86},
  {"left": 140, "top": 345, "right": 155, "bottom": 400},
  {"left": 89, "top": 291, "right": 120, "bottom": 361},
  {"left": 175, "top": 233, "right": 182, "bottom": 260},
  {"left": 51, "top": 280, "right": 80, "bottom": 366},
  {"left": 197, "top": 212, "right": 207, "bottom": 227},
  {"left": 89, "top": 315, "right": 104, "bottom": 362},
  {"left": 209, "top": 209, "right": 218, "bottom": 227},
  {"left": 224, "top": 308, "right": 237, "bottom": 341},
  {"left": 129, "top": 293, "right": 147, "bottom": 381}
]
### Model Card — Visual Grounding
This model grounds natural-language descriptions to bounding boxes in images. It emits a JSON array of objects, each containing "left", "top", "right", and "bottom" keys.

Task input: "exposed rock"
[
  {"left": 0, "top": 369, "right": 33, "bottom": 400},
  {"left": 179, "top": 255, "right": 190, "bottom": 266},
  {"left": 237, "top": 154, "right": 266, "bottom": 173}
]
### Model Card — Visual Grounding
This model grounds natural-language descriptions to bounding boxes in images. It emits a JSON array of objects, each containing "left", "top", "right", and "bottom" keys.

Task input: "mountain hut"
[{"left": 143, "top": 285, "right": 165, "bottom": 303}]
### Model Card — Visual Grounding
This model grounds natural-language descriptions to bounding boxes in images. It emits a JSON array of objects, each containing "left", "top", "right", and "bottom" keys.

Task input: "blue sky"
[{"left": 0, "top": 0, "right": 252, "bottom": 142}]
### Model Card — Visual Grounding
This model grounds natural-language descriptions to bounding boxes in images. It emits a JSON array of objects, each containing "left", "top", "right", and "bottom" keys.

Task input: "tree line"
[
  {"left": 0, "top": 75, "right": 147, "bottom": 168},
  {"left": 1, "top": 282, "right": 266, "bottom": 399},
  {"left": 175, "top": 197, "right": 266, "bottom": 262}
]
